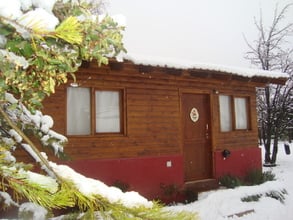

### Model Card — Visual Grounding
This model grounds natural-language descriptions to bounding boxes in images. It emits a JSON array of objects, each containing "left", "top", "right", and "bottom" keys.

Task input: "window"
[
  {"left": 234, "top": 97, "right": 248, "bottom": 130},
  {"left": 219, "top": 95, "right": 232, "bottom": 132},
  {"left": 67, "top": 87, "right": 124, "bottom": 135},
  {"left": 219, "top": 95, "right": 250, "bottom": 132},
  {"left": 95, "top": 91, "right": 121, "bottom": 133},
  {"left": 67, "top": 87, "right": 91, "bottom": 135}
]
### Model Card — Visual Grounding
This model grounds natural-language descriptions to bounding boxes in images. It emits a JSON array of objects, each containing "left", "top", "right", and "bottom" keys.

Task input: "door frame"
[{"left": 179, "top": 89, "right": 215, "bottom": 182}]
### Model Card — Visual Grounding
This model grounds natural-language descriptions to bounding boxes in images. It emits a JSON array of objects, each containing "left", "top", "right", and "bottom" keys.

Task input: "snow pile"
[
  {"left": 168, "top": 143, "right": 293, "bottom": 220},
  {"left": 16, "top": 8, "right": 59, "bottom": 38},
  {"left": 124, "top": 53, "right": 288, "bottom": 79},
  {"left": 0, "top": 1, "right": 59, "bottom": 39},
  {"left": 4, "top": 92, "right": 67, "bottom": 156},
  {"left": 0, "top": 50, "right": 29, "bottom": 69},
  {"left": 25, "top": 171, "right": 58, "bottom": 193},
  {"left": 19, "top": 202, "right": 48, "bottom": 220},
  {"left": 49, "top": 162, "right": 153, "bottom": 209},
  {"left": 0, "top": 191, "right": 19, "bottom": 208}
]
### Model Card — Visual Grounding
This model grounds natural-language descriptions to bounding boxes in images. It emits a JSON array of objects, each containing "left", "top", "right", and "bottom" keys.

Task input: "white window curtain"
[
  {"left": 95, "top": 91, "right": 120, "bottom": 133},
  {"left": 219, "top": 95, "right": 232, "bottom": 132},
  {"left": 67, "top": 87, "right": 91, "bottom": 135},
  {"left": 234, "top": 97, "right": 248, "bottom": 129}
]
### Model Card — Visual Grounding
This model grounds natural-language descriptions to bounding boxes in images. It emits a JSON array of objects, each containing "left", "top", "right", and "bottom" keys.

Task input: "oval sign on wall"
[{"left": 190, "top": 107, "right": 199, "bottom": 123}]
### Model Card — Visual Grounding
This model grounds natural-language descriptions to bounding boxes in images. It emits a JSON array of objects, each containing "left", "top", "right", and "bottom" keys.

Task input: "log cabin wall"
[
  {"left": 42, "top": 60, "right": 260, "bottom": 161},
  {"left": 37, "top": 60, "right": 267, "bottom": 200}
]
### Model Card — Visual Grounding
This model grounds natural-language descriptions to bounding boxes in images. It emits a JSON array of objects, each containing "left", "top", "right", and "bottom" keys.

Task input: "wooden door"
[{"left": 182, "top": 93, "right": 212, "bottom": 182}]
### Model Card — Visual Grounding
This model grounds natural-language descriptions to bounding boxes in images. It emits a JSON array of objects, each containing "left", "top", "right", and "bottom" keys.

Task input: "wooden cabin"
[{"left": 42, "top": 58, "right": 286, "bottom": 201}]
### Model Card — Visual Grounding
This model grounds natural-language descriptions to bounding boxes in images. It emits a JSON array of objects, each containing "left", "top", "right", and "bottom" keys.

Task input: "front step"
[
  {"left": 180, "top": 179, "right": 219, "bottom": 203},
  {"left": 184, "top": 179, "right": 219, "bottom": 192}
]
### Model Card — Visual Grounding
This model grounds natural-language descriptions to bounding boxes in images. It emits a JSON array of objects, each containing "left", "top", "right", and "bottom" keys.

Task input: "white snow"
[
  {"left": 21, "top": 143, "right": 40, "bottom": 162},
  {"left": 25, "top": 170, "right": 58, "bottom": 194},
  {"left": 3, "top": 150, "right": 16, "bottom": 163},
  {"left": 16, "top": 8, "right": 59, "bottom": 35},
  {"left": 0, "top": 191, "right": 19, "bottom": 207},
  {"left": 49, "top": 162, "right": 154, "bottom": 209},
  {"left": 5, "top": 92, "right": 18, "bottom": 104},
  {"left": 19, "top": 0, "right": 32, "bottom": 11},
  {"left": 0, "top": 1, "right": 59, "bottom": 39},
  {"left": 111, "top": 14, "right": 127, "bottom": 27},
  {"left": 8, "top": 129, "right": 23, "bottom": 143},
  {"left": 168, "top": 142, "right": 293, "bottom": 220},
  {"left": 19, "top": 202, "right": 48, "bottom": 220},
  {"left": 30, "top": 0, "right": 57, "bottom": 13},
  {"left": 0, "top": 0, "right": 22, "bottom": 20},
  {"left": 123, "top": 53, "right": 288, "bottom": 79},
  {"left": 0, "top": 50, "right": 29, "bottom": 69},
  {"left": 14, "top": 142, "right": 293, "bottom": 220},
  {"left": 40, "top": 115, "right": 54, "bottom": 133}
]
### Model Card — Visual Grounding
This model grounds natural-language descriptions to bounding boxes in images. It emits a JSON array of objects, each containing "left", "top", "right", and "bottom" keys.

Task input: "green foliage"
[
  {"left": 265, "top": 189, "right": 287, "bottom": 204},
  {"left": 160, "top": 183, "right": 179, "bottom": 197},
  {"left": 241, "top": 189, "right": 287, "bottom": 204},
  {"left": 244, "top": 169, "right": 275, "bottom": 185},
  {"left": 262, "top": 171, "right": 276, "bottom": 182},
  {"left": 219, "top": 169, "right": 276, "bottom": 189},
  {"left": 53, "top": 16, "right": 83, "bottom": 44},
  {"left": 0, "top": 0, "right": 126, "bottom": 110},
  {"left": 241, "top": 194, "right": 262, "bottom": 202},
  {"left": 219, "top": 174, "right": 243, "bottom": 188},
  {"left": 220, "top": 170, "right": 285, "bottom": 205}
]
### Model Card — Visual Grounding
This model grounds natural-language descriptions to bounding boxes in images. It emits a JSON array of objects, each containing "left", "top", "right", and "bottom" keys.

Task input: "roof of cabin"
[{"left": 116, "top": 54, "right": 288, "bottom": 85}]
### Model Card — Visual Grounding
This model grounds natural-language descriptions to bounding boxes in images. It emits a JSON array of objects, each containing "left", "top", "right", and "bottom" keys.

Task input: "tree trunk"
[
  {"left": 258, "top": 127, "right": 263, "bottom": 145},
  {"left": 271, "top": 137, "right": 279, "bottom": 164},
  {"left": 264, "top": 141, "right": 271, "bottom": 164},
  {"left": 264, "top": 86, "right": 272, "bottom": 164}
]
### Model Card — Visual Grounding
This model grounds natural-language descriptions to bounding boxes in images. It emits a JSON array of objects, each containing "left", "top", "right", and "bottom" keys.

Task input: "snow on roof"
[{"left": 122, "top": 53, "right": 288, "bottom": 80}]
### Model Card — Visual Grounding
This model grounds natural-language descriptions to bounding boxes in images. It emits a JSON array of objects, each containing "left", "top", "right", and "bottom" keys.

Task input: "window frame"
[
  {"left": 66, "top": 86, "right": 126, "bottom": 137},
  {"left": 233, "top": 96, "right": 250, "bottom": 130},
  {"left": 93, "top": 88, "right": 125, "bottom": 135},
  {"left": 219, "top": 94, "right": 251, "bottom": 132}
]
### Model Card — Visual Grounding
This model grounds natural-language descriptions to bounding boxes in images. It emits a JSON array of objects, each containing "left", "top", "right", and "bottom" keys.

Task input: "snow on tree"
[
  {"left": 245, "top": 3, "right": 293, "bottom": 165},
  {"left": 0, "top": 1, "right": 197, "bottom": 219}
]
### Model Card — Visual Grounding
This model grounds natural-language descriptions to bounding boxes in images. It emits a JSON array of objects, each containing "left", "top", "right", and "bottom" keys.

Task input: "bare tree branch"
[{"left": 244, "top": 3, "right": 293, "bottom": 164}]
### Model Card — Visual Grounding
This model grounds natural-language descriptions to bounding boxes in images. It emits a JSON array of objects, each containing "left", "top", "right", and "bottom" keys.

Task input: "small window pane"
[
  {"left": 95, "top": 91, "right": 121, "bottom": 133},
  {"left": 219, "top": 95, "right": 232, "bottom": 132},
  {"left": 67, "top": 87, "right": 91, "bottom": 135},
  {"left": 234, "top": 97, "right": 248, "bottom": 129}
]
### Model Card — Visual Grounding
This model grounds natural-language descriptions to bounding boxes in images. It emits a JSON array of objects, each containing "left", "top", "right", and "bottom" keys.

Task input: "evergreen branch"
[
  {"left": 53, "top": 16, "right": 83, "bottom": 44},
  {"left": 1, "top": 173, "right": 75, "bottom": 210},
  {"left": 0, "top": 105, "right": 60, "bottom": 181}
]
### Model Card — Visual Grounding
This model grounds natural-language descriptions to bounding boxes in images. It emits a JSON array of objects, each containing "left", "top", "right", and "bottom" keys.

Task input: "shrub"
[
  {"left": 241, "top": 189, "right": 287, "bottom": 204},
  {"left": 265, "top": 189, "right": 287, "bottom": 204},
  {"left": 244, "top": 169, "right": 275, "bottom": 185},
  {"left": 219, "top": 169, "right": 275, "bottom": 188},
  {"left": 241, "top": 194, "right": 262, "bottom": 202},
  {"left": 160, "top": 183, "right": 179, "bottom": 197},
  {"left": 219, "top": 174, "right": 242, "bottom": 188},
  {"left": 262, "top": 171, "right": 276, "bottom": 182}
]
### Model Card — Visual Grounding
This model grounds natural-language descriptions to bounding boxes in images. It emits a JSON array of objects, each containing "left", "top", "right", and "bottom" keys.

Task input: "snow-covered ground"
[
  {"left": 168, "top": 142, "right": 293, "bottom": 220},
  {"left": 2, "top": 142, "right": 292, "bottom": 219}
]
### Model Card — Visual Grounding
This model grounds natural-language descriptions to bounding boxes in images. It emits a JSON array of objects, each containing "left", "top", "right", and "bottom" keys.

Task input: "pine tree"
[{"left": 0, "top": 1, "right": 197, "bottom": 219}]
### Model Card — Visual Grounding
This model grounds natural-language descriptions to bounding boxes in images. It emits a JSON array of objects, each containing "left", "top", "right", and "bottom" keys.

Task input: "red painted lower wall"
[
  {"left": 65, "top": 154, "right": 184, "bottom": 200},
  {"left": 63, "top": 148, "right": 261, "bottom": 201},
  {"left": 214, "top": 147, "right": 262, "bottom": 179}
]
